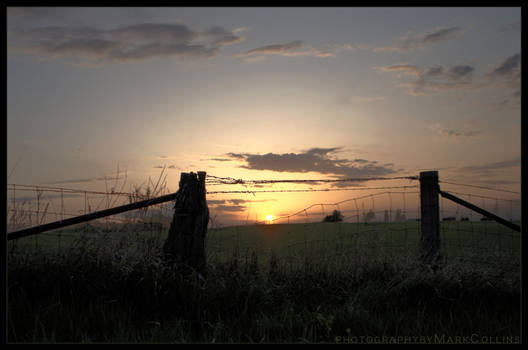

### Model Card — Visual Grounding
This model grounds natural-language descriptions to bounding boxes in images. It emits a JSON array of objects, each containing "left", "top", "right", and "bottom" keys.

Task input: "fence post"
[
  {"left": 163, "top": 171, "right": 209, "bottom": 273},
  {"left": 419, "top": 171, "right": 443, "bottom": 270}
]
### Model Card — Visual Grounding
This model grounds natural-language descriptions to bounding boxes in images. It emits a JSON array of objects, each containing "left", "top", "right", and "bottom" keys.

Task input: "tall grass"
[{"left": 7, "top": 229, "right": 520, "bottom": 343}]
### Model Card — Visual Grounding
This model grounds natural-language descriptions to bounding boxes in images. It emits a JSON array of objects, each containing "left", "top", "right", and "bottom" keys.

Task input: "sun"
[{"left": 265, "top": 214, "right": 273, "bottom": 223}]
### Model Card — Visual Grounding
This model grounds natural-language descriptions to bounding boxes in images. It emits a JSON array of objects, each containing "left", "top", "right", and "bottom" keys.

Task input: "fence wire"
[
  {"left": 6, "top": 173, "right": 521, "bottom": 275},
  {"left": 437, "top": 185, "right": 521, "bottom": 271}
]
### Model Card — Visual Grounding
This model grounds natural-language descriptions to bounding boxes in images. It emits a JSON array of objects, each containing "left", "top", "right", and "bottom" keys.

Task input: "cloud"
[
  {"left": 335, "top": 95, "right": 386, "bottom": 105},
  {"left": 208, "top": 199, "right": 227, "bottom": 205},
  {"left": 208, "top": 198, "right": 275, "bottom": 207},
  {"left": 10, "top": 22, "right": 244, "bottom": 64},
  {"left": 429, "top": 123, "right": 483, "bottom": 140},
  {"left": 374, "top": 64, "right": 421, "bottom": 77},
  {"left": 378, "top": 53, "right": 519, "bottom": 97},
  {"left": 236, "top": 40, "right": 305, "bottom": 57},
  {"left": 207, "top": 158, "right": 234, "bottom": 162},
  {"left": 486, "top": 53, "right": 520, "bottom": 83},
  {"left": 222, "top": 147, "right": 396, "bottom": 178},
  {"left": 458, "top": 157, "right": 520, "bottom": 173},
  {"left": 421, "top": 27, "right": 462, "bottom": 43},
  {"left": 212, "top": 205, "right": 247, "bottom": 213},
  {"left": 377, "top": 62, "right": 475, "bottom": 96},
  {"left": 235, "top": 40, "right": 349, "bottom": 60},
  {"left": 453, "top": 157, "right": 521, "bottom": 180},
  {"left": 368, "top": 26, "right": 463, "bottom": 53}
]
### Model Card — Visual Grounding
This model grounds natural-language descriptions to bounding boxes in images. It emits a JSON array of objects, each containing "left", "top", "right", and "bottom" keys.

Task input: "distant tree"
[
  {"left": 363, "top": 209, "right": 376, "bottom": 223},
  {"left": 394, "top": 209, "right": 406, "bottom": 222},
  {"left": 323, "top": 210, "right": 344, "bottom": 223},
  {"left": 384, "top": 210, "right": 389, "bottom": 223}
]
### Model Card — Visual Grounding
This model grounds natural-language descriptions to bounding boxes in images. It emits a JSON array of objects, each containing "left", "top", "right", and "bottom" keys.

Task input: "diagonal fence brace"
[
  {"left": 7, "top": 191, "right": 181, "bottom": 240},
  {"left": 439, "top": 190, "right": 520, "bottom": 232}
]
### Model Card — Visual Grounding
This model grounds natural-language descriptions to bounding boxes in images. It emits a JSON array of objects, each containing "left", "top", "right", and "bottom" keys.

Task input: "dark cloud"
[
  {"left": 207, "top": 158, "right": 234, "bottom": 162},
  {"left": 487, "top": 53, "right": 520, "bottom": 79},
  {"left": 482, "top": 54, "right": 521, "bottom": 96},
  {"left": 236, "top": 40, "right": 305, "bottom": 57},
  {"left": 10, "top": 22, "right": 243, "bottom": 64},
  {"left": 423, "top": 65, "right": 443, "bottom": 77},
  {"left": 446, "top": 65, "right": 474, "bottom": 80},
  {"left": 223, "top": 147, "right": 395, "bottom": 178},
  {"left": 421, "top": 27, "right": 461, "bottom": 43},
  {"left": 235, "top": 40, "right": 346, "bottom": 60},
  {"left": 377, "top": 62, "right": 475, "bottom": 96},
  {"left": 109, "top": 23, "right": 194, "bottom": 42},
  {"left": 207, "top": 199, "right": 227, "bottom": 205},
  {"left": 369, "top": 26, "right": 462, "bottom": 52}
]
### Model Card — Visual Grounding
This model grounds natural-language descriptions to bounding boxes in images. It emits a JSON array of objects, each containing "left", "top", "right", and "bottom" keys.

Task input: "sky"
[{"left": 6, "top": 7, "right": 522, "bottom": 225}]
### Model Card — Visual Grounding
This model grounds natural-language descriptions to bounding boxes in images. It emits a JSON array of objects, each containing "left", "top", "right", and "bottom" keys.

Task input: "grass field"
[{"left": 7, "top": 220, "right": 521, "bottom": 343}]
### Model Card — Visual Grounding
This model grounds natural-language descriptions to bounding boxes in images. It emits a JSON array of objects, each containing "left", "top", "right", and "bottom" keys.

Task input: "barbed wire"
[
  {"left": 206, "top": 174, "right": 419, "bottom": 185},
  {"left": 206, "top": 185, "right": 419, "bottom": 195},
  {"left": 7, "top": 184, "right": 139, "bottom": 198},
  {"left": 439, "top": 180, "right": 520, "bottom": 195}
]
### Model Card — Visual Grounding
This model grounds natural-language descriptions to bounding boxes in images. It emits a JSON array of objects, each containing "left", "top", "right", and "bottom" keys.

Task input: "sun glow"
[{"left": 265, "top": 214, "right": 273, "bottom": 223}]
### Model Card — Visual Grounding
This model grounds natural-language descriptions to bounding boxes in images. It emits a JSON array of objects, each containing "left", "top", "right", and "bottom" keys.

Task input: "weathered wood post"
[
  {"left": 163, "top": 171, "right": 209, "bottom": 273},
  {"left": 419, "top": 171, "right": 443, "bottom": 270}
]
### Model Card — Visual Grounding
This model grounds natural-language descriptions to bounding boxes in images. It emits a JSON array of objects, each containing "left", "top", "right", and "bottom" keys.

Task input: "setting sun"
[{"left": 265, "top": 214, "right": 273, "bottom": 222}]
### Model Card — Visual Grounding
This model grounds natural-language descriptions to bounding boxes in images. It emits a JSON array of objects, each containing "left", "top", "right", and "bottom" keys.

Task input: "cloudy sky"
[{"left": 7, "top": 7, "right": 521, "bottom": 224}]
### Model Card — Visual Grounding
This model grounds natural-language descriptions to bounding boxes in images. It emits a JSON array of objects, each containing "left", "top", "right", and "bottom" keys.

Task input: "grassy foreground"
[{"left": 7, "top": 226, "right": 520, "bottom": 344}]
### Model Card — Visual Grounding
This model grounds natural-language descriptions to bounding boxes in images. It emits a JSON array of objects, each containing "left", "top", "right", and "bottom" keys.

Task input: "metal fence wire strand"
[{"left": 6, "top": 173, "right": 520, "bottom": 273}]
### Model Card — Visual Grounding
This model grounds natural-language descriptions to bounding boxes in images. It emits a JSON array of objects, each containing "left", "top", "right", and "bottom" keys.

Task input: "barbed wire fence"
[
  {"left": 6, "top": 171, "right": 521, "bottom": 274},
  {"left": 204, "top": 174, "right": 520, "bottom": 273},
  {"left": 436, "top": 180, "right": 521, "bottom": 270},
  {"left": 6, "top": 168, "right": 175, "bottom": 257}
]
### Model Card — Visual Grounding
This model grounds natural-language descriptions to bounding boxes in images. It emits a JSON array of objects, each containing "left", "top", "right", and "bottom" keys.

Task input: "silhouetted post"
[
  {"left": 420, "top": 171, "right": 443, "bottom": 270},
  {"left": 163, "top": 171, "right": 209, "bottom": 273}
]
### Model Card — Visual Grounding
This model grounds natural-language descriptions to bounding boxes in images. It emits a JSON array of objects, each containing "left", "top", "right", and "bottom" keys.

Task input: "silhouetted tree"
[
  {"left": 323, "top": 210, "right": 344, "bottom": 222},
  {"left": 363, "top": 209, "right": 376, "bottom": 223}
]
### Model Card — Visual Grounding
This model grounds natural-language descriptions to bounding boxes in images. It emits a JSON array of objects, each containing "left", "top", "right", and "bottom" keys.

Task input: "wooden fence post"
[
  {"left": 163, "top": 171, "right": 209, "bottom": 273},
  {"left": 419, "top": 171, "right": 443, "bottom": 270}
]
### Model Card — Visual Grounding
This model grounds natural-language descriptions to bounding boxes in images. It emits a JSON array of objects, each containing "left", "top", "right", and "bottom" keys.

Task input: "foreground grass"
[{"left": 7, "top": 234, "right": 520, "bottom": 343}]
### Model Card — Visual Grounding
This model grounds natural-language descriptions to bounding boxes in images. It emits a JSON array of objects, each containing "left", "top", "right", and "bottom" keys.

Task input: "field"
[{"left": 7, "top": 220, "right": 521, "bottom": 343}]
